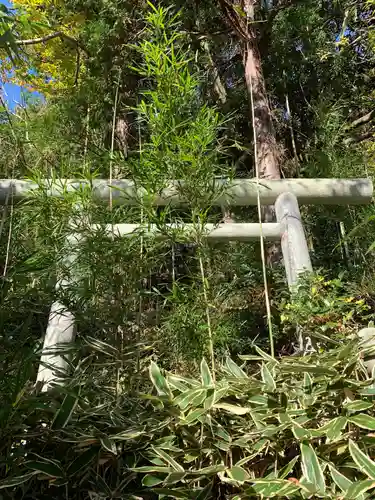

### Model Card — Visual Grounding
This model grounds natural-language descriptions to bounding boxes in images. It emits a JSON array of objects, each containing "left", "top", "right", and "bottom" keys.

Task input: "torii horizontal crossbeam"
[
  {"left": 90, "top": 223, "right": 283, "bottom": 241},
  {"left": 0, "top": 178, "right": 372, "bottom": 206}
]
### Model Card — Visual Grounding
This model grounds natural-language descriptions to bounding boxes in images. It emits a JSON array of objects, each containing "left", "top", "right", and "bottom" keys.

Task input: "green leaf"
[
  {"left": 281, "top": 364, "right": 337, "bottom": 376},
  {"left": 227, "top": 466, "right": 250, "bottom": 483},
  {"left": 278, "top": 456, "right": 299, "bottom": 479},
  {"left": 151, "top": 488, "right": 189, "bottom": 498},
  {"left": 225, "top": 357, "right": 248, "bottom": 378},
  {"left": 254, "top": 345, "right": 278, "bottom": 363},
  {"left": 150, "top": 361, "right": 171, "bottom": 396},
  {"left": 26, "top": 460, "right": 64, "bottom": 478},
  {"left": 261, "top": 363, "right": 276, "bottom": 391},
  {"left": 164, "top": 472, "right": 186, "bottom": 485},
  {"left": 249, "top": 479, "right": 300, "bottom": 497},
  {"left": 0, "top": 472, "right": 38, "bottom": 489},
  {"left": 151, "top": 447, "right": 185, "bottom": 472},
  {"left": 200, "top": 358, "right": 213, "bottom": 387},
  {"left": 345, "top": 479, "right": 375, "bottom": 498},
  {"left": 350, "top": 414, "right": 375, "bottom": 430},
  {"left": 329, "top": 464, "right": 353, "bottom": 493},
  {"left": 132, "top": 466, "right": 172, "bottom": 473},
  {"left": 204, "top": 388, "right": 216, "bottom": 410},
  {"left": 67, "top": 447, "right": 99, "bottom": 476},
  {"left": 213, "top": 403, "right": 250, "bottom": 415},
  {"left": 300, "top": 442, "right": 325, "bottom": 494},
  {"left": 100, "top": 437, "right": 117, "bottom": 454},
  {"left": 195, "top": 482, "right": 213, "bottom": 500},
  {"left": 322, "top": 416, "right": 347, "bottom": 440},
  {"left": 174, "top": 389, "right": 205, "bottom": 409},
  {"left": 345, "top": 401, "right": 373, "bottom": 412},
  {"left": 349, "top": 439, "right": 375, "bottom": 479},
  {"left": 52, "top": 389, "right": 80, "bottom": 429},
  {"left": 183, "top": 408, "right": 206, "bottom": 425}
]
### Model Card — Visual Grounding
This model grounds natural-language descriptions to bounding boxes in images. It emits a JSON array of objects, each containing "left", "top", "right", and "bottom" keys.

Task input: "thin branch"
[
  {"left": 16, "top": 31, "right": 74, "bottom": 46},
  {"left": 14, "top": 31, "right": 88, "bottom": 54},
  {"left": 344, "top": 130, "right": 375, "bottom": 145},
  {"left": 349, "top": 109, "right": 375, "bottom": 129}
]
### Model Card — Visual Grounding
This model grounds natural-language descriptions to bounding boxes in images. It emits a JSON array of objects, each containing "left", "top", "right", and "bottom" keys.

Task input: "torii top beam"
[{"left": 0, "top": 178, "right": 372, "bottom": 206}]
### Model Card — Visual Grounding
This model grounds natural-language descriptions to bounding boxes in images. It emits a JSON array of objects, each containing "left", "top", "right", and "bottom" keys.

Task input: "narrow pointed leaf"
[
  {"left": 261, "top": 363, "right": 276, "bottom": 391},
  {"left": 300, "top": 442, "right": 325, "bottom": 494},
  {"left": 213, "top": 403, "right": 250, "bottom": 415},
  {"left": 225, "top": 357, "right": 248, "bottom": 378},
  {"left": 349, "top": 439, "right": 375, "bottom": 479},
  {"left": 26, "top": 460, "right": 64, "bottom": 478},
  {"left": 345, "top": 479, "right": 375, "bottom": 498},
  {"left": 345, "top": 401, "right": 373, "bottom": 412},
  {"left": 67, "top": 447, "right": 99, "bottom": 476},
  {"left": 200, "top": 358, "right": 213, "bottom": 387},
  {"left": 150, "top": 361, "right": 170, "bottom": 396},
  {"left": 329, "top": 464, "right": 353, "bottom": 493},
  {"left": 151, "top": 447, "right": 184, "bottom": 472},
  {"left": 0, "top": 472, "right": 38, "bottom": 489},
  {"left": 142, "top": 474, "right": 163, "bottom": 487},
  {"left": 349, "top": 414, "right": 375, "bottom": 430},
  {"left": 228, "top": 466, "right": 250, "bottom": 482},
  {"left": 52, "top": 389, "right": 80, "bottom": 429}
]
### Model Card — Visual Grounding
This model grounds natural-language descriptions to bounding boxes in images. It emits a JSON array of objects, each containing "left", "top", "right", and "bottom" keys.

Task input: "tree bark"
[{"left": 218, "top": 0, "right": 281, "bottom": 259}]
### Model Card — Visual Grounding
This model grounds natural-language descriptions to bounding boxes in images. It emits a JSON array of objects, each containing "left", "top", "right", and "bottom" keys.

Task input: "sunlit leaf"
[
  {"left": 300, "top": 442, "right": 325, "bottom": 494},
  {"left": 349, "top": 439, "right": 375, "bottom": 479}
]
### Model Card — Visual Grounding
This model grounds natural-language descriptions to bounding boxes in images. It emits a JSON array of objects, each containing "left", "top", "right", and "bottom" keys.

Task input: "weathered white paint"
[
  {"left": 0, "top": 178, "right": 372, "bottom": 206},
  {"left": 36, "top": 232, "right": 81, "bottom": 391},
  {"left": 92, "top": 222, "right": 283, "bottom": 241},
  {"left": 275, "top": 192, "right": 313, "bottom": 288}
]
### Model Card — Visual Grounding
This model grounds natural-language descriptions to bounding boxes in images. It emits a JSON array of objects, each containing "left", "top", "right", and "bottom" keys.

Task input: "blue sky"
[{"left": 1, "top": 0, "right": 43, "bottom": 109}]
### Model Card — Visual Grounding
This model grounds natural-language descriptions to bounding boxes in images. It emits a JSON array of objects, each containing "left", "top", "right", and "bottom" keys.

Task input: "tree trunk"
[{"left": 243, "top": 38, "right": 280, "bottom": 183}]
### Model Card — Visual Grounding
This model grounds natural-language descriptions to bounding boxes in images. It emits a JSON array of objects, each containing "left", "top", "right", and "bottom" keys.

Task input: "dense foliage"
[{"left": 1, "top": 0, "right": 375, "bottom": 498}]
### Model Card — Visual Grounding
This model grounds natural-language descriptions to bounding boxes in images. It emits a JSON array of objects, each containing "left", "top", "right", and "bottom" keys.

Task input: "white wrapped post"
[
  {"left": 36, "top": 233, "right": 81, "bottom": 391},
  {"left": 275, "top": 192, "right": 313, "bottom": 288},
  {"left": 358, "top": 328, "right": 375, "bottom": 376}
]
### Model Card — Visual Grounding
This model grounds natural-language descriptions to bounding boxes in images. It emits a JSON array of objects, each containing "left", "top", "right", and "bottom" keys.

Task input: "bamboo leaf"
[
  {"left": 261, "top": 363, "right": 276, "bottom": 391},
  {"left": 278, "top": 456, "right": 299, "bottom": 479},
  {"left": 132, "top": 466, "right": 172, "bottom": 473},
  {"left": 0, "top": 472, "right": 38, "bottom": 489},
  {"left": 151, "top": 447, "right": 185, "bottom": 472},
  {"left": 322, "top": 416, "right": 347, "bottom": 441},
  {"left": 66, "top": 447, "right": 99, "bottom": 476},
  {"left": 345, "top": 479, "right": 375, "bottom": 498},
  {"left": 345, "top": 401, "right": 373, "bottom": 412},
  {"left": 349, "top": 439, "right": 375, "bottom": 479},
  {"left": 329, "top": 464, "right": 353, "bottom": 493},
  {"left": 183, "top": 408, "right": 206, "bottom": 425},
  {"left": 100, "top": 437, "right": 117, "bottom": 455},
  {"left": 227, "top": 466, "right": 250, "bottom": 482},
  {"left": 200, "top": 358, "right": 213, "bottom": 387},
  {"left": 150, "top": 361, "right": 171, "bottom": 396},
  {"left": 26, "top": 460, "right": 64, "bottom": 478},
  {"left": 300, "top": 442, "right": 326, "bottom": 494},
  {"left": 249, "top": 479, "right": 300, "bottom": 497},
  {"left": 142, "top": 474, "right": 163, "bottom": 487},
  {"left": 225, "top": 357, "right": 248, "bottom": 378},
  {"left": 281, "top": 364, "right": 337, "bottom": 376},
  {"left": 151, "top": 488, "right": 189, "bottom": 498},
  {"left": 52, "top": 388, "right": 80, "bottom": 429},
  {"left": 174, "top": 388, "right": 205, "bottom": 409},
  {"left": 213, "top": 403, "right": 251, "bottom": 415},
  {"left": 349, "top": 414, "right": 375, "bottom": 430}
]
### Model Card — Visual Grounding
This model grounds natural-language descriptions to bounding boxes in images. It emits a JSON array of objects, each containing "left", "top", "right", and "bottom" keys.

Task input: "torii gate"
[{"left": 1, "top": 177, "right": 372, "bottom": 389}]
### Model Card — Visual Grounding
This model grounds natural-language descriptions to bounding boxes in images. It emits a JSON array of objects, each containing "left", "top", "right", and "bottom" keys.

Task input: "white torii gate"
[{"left": 1, "top": 178, "right": 372, "bottom": 389}]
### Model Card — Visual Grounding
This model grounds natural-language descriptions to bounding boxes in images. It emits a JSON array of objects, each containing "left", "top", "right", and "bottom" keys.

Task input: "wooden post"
[
  {"left": 36, "top": 232, "right": 81, "bottom": 391},
  {"left": 275, "top": 192, "right": 313, "bottom": 288}
]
